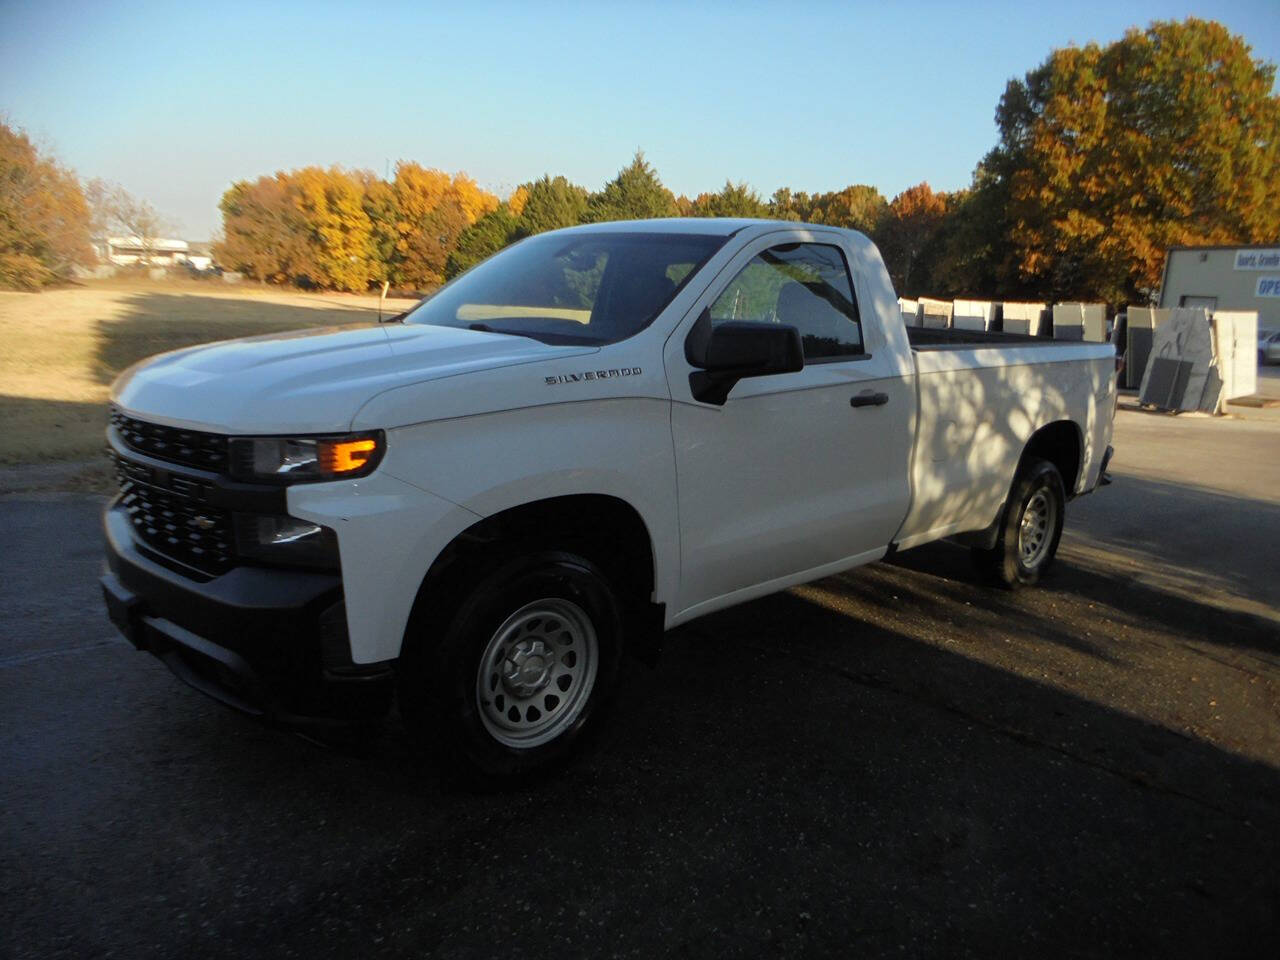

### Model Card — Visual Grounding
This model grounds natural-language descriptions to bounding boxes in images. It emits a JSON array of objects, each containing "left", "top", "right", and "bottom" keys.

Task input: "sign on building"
[
  {"left": 1233, "top": 249, "right": 1280, "bottom": 270},
  {"left": 1256, "top": 276, "right": 1280, "bottom": 298}
]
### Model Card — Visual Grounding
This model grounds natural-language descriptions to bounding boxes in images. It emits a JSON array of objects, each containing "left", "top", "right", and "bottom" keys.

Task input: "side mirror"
[{"left": 685, "top": 309, "right": 804, "bottom": 405}]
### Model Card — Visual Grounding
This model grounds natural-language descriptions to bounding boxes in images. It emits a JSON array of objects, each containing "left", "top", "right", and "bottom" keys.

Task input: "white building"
[
  {"left": 184, "top": 242, "right": 214, "bottom": 271},
  {"left": 1158, "top": 245, "right": 1280, "bottom": 329},
  {"left": 93, "top": 236, "right": 191, "bottom": 267}
]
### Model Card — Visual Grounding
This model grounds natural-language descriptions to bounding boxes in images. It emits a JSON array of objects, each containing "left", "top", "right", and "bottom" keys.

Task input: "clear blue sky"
[{"left": 3, "top": 0, "right": 1277, "bottom": 239}]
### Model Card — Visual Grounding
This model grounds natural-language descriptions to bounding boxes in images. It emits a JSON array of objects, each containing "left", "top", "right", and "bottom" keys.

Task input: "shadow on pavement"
[
  {"left": 4, "top": 404, "right": 1280, "bottom": 958},
  {"left": 7, "top": 541, "right": 1276, "bottom": 959}
]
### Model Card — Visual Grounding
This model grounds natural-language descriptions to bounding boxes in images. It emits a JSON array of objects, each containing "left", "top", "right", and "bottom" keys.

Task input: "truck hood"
[{"left": 111, "top": 322, "right": 595, "bottom": 434}]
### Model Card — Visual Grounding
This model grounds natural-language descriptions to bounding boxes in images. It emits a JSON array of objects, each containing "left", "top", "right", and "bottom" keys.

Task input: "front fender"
[{"left": 376, "top": 399, "right": 681, "bottom": 620}]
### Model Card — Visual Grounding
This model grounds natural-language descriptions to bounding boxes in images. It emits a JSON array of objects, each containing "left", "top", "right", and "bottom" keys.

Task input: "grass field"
[{"left": 0, "top": 281, "right": 419, "bottom": 467}]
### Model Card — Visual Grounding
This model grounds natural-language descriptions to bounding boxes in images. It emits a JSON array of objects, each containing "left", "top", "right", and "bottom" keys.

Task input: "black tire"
[
  {"left": 398, "top": 550, "right": 623, "bottom": 781},
  {"left": 971, "top": 458, "right": 1066, "bottom": 588}
]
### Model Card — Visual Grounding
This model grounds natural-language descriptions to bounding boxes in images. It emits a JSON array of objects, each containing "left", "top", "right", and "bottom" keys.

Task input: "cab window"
[{"left": 709, "top": 242, "right": 864, "bottom": 360}]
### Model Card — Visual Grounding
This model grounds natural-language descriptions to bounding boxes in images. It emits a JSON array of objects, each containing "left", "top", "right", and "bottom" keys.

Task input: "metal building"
[{"left": 1158, "top": 245, "right": 1280, "bottom": 329}]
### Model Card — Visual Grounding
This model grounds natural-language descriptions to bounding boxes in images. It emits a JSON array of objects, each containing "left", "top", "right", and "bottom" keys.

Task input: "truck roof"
[{"left": 553, "top": 217, "right": 869, "bottom": 242}]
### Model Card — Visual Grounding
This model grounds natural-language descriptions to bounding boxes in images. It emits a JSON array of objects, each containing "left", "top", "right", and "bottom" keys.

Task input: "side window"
[{"left": 709, "top": 242, "right": 863, "bottom": 360}]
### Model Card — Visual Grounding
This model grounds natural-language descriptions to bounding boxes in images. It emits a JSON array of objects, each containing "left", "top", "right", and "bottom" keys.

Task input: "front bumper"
[{"left": 102, "top": 503, "right": 393, "bottom": 725}]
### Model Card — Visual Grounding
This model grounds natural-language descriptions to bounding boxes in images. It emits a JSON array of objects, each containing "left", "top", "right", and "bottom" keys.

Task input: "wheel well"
[
  {"left": 405, "top": 495, "right": 660, "bottom": 658},
  {"left": 1020, "top": 421, "right": 1082, "bottom": 495}
]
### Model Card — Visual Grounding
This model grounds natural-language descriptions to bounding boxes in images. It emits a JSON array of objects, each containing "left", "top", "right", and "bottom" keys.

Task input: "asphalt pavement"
[{"left": 2, "top": 409, "right": 1278, "bottom": 959}]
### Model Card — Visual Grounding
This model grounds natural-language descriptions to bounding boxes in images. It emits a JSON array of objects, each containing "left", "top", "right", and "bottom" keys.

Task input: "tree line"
[
  {"left": 0, "top": 123, "right": 181, "bottom": 289},
  {"left": 3, "top": 18, "right": 1277, "bottom": 304}
]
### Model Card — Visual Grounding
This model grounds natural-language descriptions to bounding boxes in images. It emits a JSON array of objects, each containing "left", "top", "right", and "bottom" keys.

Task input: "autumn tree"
[
  {"left": 357, "top": 171, "right": 398, "bottom": 284},
  {"left": 85, "top": 179, "right": 171, "bottom": 261},
  {"left": 805, "top": 185, "right": 887, "bottom": 234},
  {"left": 766, "top": 185, "right": 887, "bottom": 232},
  {"left": 216, "top": 174, "right": 316, "bottom": 284},
  {"left": 516, "top": 174, "right": 589, "bottom": 236},
  {"left": 585, "top": 151, "right": 677, "bottom": 222},
  {"left": 390, "top": 163, "right": 499, "bottom": 287},
  {"left": 767, "top": 188, "right": 810, "bottom": 221},
  {"left": 990, "top": 18, "right": 1280, "bottom": 302},
  {"left": 288, "top": 167, "right": 375, "bottom": 291},
  {"left": 0, "top": 123, "right": 91, "bottom": 289},
  {"left": 690, "top": 181, "right": 768, "bottom": 218},
  {"left": 507, "top": 185, "right": 529, "bottom": 218},
  {"left": 875, "top": 182, "right": 951, "bottom": 294}
]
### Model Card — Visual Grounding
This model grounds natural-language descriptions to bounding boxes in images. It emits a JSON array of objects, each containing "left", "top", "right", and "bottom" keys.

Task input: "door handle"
[{"left": 850, "top": 391, "right": 889, "bottom": 408}]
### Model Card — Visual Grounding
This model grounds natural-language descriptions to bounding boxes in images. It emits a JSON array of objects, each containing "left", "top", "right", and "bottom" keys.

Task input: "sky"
[{"left": 2, "top": 0, "right": 1278, "bottom": 240}]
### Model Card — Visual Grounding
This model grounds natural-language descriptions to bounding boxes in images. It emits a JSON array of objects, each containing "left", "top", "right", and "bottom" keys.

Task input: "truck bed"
[{"left": 893, "top": 331, "right": 1116, "bottom": 551}]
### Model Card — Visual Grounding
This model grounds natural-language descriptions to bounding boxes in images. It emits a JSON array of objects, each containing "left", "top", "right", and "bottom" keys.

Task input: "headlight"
[
  {"left": 229, "top": 431, "right": 384, "bottom": 483},
  {"left": 234, "top": 514, "right": 340, "bottom": 569}
]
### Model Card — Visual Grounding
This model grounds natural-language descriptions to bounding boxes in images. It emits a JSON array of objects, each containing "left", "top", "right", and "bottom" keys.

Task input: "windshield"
[{"left": 403, "top": 231, "right": 727, "bottom": 345}]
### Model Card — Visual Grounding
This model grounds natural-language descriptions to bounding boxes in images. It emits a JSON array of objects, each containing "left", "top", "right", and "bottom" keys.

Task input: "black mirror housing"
[{"left": 686, "top": 310, "right": 804, "bottom": 405}]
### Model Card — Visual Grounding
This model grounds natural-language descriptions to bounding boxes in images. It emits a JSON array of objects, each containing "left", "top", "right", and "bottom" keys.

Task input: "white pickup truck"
[{"left": 102, "top": 219, "right": 1115, "bottom": 776}]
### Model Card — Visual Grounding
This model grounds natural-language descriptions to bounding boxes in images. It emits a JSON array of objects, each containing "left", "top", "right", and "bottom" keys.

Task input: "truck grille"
[
  {"left": 110, "top": 407, "right": 229, "bottom": 473},
  {"left": 115, "top": 457, "right": 234, "bottom": 575}
]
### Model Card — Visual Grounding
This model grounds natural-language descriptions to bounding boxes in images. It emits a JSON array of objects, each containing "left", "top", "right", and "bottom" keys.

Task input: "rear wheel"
[
  {"left": 972, "top": 458, "right": 1066, "bottom": 587},
  {"left": 399, "top": 550, "right": 623, "bottom": 780}
]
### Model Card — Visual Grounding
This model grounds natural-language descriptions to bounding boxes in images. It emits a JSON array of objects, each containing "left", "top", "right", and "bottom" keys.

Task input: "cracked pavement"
[{"left": 2, "top": 408, "right": 1278, "bottom": 959}]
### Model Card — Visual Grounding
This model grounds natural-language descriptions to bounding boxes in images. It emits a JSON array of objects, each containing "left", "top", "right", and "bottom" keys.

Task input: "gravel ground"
[{"left": 1, "top": 409, "right": 1277, "bottom": 959}]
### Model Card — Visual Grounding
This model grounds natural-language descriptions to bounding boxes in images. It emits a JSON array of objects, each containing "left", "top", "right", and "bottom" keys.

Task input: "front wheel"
[
  {"left": 398, "top": 550, "right": 623, "bottom": 780},
  {"left": 971, "top": 458, "right": 1066, "bottom": 588}
]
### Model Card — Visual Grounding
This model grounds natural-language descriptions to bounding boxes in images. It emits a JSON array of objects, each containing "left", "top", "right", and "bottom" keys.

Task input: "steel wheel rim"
[
  {"left": 475, "top": 597, "right": 598, "bottom": 749},
  {"left": 1017, "top": 489, "right": 1056, "bottom": 567}
]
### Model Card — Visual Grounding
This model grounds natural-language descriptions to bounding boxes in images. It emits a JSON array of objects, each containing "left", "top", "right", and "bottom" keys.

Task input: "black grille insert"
[
  {"left": 115, "top": 458, "right": 234, "bottom": 574},
  {"left": 110, "top": 407, "right": 229, "bottom": 472}
]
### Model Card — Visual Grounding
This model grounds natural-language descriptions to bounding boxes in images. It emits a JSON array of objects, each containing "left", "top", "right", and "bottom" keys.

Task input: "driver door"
[{"left": 663, "top": 231, "right": 912, "bottom": 618}]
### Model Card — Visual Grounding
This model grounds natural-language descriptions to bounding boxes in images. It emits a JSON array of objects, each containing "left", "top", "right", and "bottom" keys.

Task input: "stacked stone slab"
[
  {"left": 1125, "top": 307, "right": 1169, "bottom": 389},
  {"left": 1052, "top": 303, "right": 1086, "bottom": 341},
  {"left": 1053, "top": 303, "right": 1107, "bottom": 342},
  {"left": 1208, "top": 311, "right": 1259, "bottom": 410},
  {"left": 898, "top": 298, "right": 920, "bottom": 328},
  {"left": 1136, "top": 307, "right": 1260, "bottom": 412},
  {"left": 1082, "top": 304, "right": 1107, "bottom": 343},
  {"left": 1139, "top": 308, "right": 1215, "bottom": 411},
  {"left": 953, "top": 300, "right": 998, "bottom": 332},
  {"left": 918, "top": 297, "right": 953, "bottom": 329},
  {"left": 1002, "top": 302, "right": 1048, "bottom": 337}
]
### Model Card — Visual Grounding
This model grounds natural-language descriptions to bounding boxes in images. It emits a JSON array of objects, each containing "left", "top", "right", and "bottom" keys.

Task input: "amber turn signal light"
[{"left": 319, "top": 438, "right": 378, "bottom": 474}]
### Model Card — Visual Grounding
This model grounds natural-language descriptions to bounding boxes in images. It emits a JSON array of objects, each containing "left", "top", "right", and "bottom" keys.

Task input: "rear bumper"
[{"left": 102, "top": 502, "right": 393, "bottom": 725}]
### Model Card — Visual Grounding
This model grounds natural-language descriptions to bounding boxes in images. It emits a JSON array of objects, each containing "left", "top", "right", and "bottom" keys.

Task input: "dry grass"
[{"left": 0, "top": 280, "right": 418, "bottom": 466}]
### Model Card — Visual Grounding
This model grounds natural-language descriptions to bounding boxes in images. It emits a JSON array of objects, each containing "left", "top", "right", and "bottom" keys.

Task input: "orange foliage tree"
[
  {"left": 217, "top": 164, "right": 499, "bottom": 291},
  {"left": 875, "top": 183, "right": 951, "bottom": 294},
  {"left": 989, "top": 18, "right": 1280, "bottom": 302},
  {"left": 389, "top": 164, "right": 498, "bottom": 288},
  {"left": 0, "top": 123, "right": 91, "bottom": 290}
]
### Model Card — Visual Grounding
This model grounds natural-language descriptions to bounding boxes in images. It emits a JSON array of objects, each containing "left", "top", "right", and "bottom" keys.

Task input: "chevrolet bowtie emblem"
[{"left": 191, "top": 516, "right": 216, "bottom": 530}]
